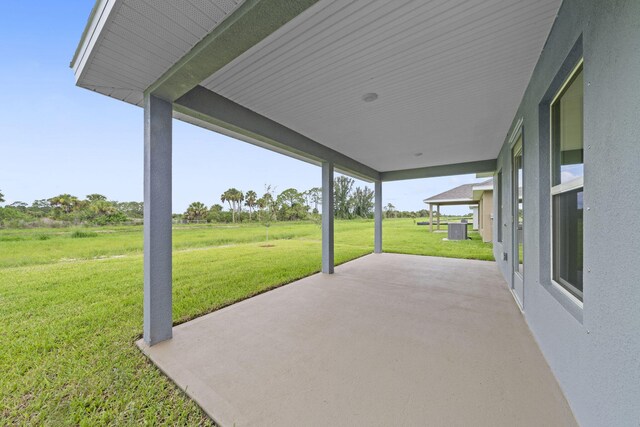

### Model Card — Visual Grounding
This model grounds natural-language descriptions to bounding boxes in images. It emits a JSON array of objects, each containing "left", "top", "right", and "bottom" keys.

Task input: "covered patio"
[
  {"left": 138, "top": 253, "right": 575, "bottom": 426},
  {"left": 71, "top": 0, "right": 575, "bottom": 424},
  {"left": 70, "top": 0, "right": 560, "bottom": 345}
]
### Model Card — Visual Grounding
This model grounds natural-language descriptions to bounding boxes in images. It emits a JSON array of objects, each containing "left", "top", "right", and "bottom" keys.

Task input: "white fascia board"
[
  {"left": 422, "top": 198, "right": 475, "bottom": 204},
  {"left": 476, "top": 172, "right": 494, "bottom": 178},
  {"left": 472, "top": 182, "right": 494, "bottom": 199},
  {"left": 70, "top": 0, "right": 119, "bottom": 84},
  {"left": 473, "top": 184, "right": 494, "bottom": 191}
]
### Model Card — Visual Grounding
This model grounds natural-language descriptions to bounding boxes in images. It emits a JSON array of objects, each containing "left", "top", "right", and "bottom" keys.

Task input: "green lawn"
[{"left": 0, "top": 219, "right": 493, "bottom": 425}]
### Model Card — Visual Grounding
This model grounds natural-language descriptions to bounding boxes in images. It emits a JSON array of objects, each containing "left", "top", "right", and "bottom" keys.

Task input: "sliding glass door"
[{"left": 512, "top": 134, "right": 524, "bottom": 306}]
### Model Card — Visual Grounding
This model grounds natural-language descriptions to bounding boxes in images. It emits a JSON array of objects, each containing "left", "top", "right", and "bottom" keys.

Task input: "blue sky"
[{"left": 0, "top": 2, "right": 482, "bottom": 214}]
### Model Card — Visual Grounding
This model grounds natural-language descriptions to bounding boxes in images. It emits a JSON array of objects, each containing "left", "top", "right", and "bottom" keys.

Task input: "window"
[
  {"left": 497, "top": 171, "right": 503, "bottom": 242},
  {"left": 513, "top": 136, "right": 524, "bottom": 276},
  {"left": 551, "top": 61, "right": 584, "bottom": 301}
]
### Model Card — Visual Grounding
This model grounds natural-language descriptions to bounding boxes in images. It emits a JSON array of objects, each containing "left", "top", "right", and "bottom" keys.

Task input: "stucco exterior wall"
[
  {"left": 492, "top": 1, "right": 640, "bottom": 425},
  {"left": 478, "top": 192, "right": 493, "bottom": 243}
]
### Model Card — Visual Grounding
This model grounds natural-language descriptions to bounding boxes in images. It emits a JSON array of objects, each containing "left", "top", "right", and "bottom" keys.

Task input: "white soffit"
[
  {"left": 202, "top": 0, "right": 560, "bottom": 172},
  {"left": 72, "top": 0, "right": 245, "bottom": 106}
]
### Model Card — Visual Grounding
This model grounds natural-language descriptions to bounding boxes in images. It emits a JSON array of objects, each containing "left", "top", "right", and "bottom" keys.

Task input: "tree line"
[
  {"left": 0, "top": 177, "right": 442, "bottom": 228},
  {"left": 181, "top": 177, "right": 375, "bottom": 223},
  {"left": 0, "top": 190, "right": 142, "bottom": 228},
  {"left": 180, "top": 177, "right": 436, "bottom": 224}
]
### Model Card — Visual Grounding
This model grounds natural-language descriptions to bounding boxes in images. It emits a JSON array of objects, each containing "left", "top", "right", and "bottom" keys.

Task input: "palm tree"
[
  {"left": 221, "top": 188, "right": 244, "bottom": 223},
  {"left": 48, "top": 194, "right": 80, "bottom": 214},
  {"left": 184, "top": 202, "right": 208, "bottom": 222},
  {"left": 221, "top": 190, "right": 234, "bottom": 222},
  {"left": 232, "top": 189, "right": 244, "bottom": 221},
  {"left": 0, "top": 189, "right": 4, "bottom": 203},
  {"left": 86, "top": 194, "right": 107, "bottom": 202},
  {"left": 244, "top": 190, "right": 257, "bottom": 220},
  {"left": 90, "top": 200, "right": 117, "bottom": 216}
]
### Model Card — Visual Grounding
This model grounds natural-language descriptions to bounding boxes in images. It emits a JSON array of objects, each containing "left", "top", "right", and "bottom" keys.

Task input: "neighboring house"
[
  {"left": 423, "top": 179, "right": 493, "bottom": 242},
  {"left": 71, "top": 0, "right": 640, "bottom": 425},
  {"left": 470, "top": 206, "right": 479, "bottom": 230},
  {"left": 473, "top": 179, "right": 494, "bottom": 243}
]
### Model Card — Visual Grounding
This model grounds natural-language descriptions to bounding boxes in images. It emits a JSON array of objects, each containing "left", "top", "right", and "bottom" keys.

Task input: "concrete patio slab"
[{"left": 137, "top": 253, "right": 576, "bottom": 426}]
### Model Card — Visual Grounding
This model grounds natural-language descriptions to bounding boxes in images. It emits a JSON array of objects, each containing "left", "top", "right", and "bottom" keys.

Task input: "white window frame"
[
  {"left": 512, "top": 135, "right": 524, "bottom": 280},
  {"left": 497, "top": 169, "right": 503, "bottom": 243},
  {"left": 549, "top": 59, "right": 584, "bottom": 307},
  {"left": 509, "top": 118, "right": 524, "bottom": 280}
]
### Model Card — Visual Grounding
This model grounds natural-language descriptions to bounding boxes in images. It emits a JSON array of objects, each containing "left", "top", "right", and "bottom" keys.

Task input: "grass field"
[{"left": 0, "top": 219, "right": 493, "bottom": 425}]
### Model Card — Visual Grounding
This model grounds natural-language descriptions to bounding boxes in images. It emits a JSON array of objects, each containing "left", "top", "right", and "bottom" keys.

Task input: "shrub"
[
  {"left": 70, "top": 230, "right": 98, "bottom": 238},
  {"left": 0, "top": 235, "right": 24, "bottom": 242},
  {"left": 91, "top": 211, "right": 128, "bottom": 226}
]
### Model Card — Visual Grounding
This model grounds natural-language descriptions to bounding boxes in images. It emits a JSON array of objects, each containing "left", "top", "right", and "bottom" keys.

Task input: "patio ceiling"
[
  {"left": 70, "top": 0, "right": 248, "bottom": 106},
  {"left": 72, "top": 0, "right": 561, "bottom": 175}
]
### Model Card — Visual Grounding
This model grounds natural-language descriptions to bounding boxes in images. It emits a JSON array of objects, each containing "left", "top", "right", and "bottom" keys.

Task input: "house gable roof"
[{"left": 424, "top": 179, "right": 493, "bottom": 204}]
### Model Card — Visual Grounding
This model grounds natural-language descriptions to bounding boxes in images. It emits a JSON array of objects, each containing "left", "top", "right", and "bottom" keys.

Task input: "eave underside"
[{"left": 73, "top": 0, "right": 562, "bottom": 180}]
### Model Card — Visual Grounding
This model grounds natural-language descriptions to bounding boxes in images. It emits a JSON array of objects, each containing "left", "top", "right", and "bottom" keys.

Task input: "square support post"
[
  {"left": 429, "top": 204, "right": 433, "bottom": 233},
  {"left": 437, "top": 205, "right": 441, "bottom": 230},
  {"left": 322, "top": 162, "right": 334, "bottom": 274},
  {"left": 143, "top": 94, "right": 173, "bottom": 345},
  {"left": 374, "top": 180, "right": 382, "bottom": 253}
]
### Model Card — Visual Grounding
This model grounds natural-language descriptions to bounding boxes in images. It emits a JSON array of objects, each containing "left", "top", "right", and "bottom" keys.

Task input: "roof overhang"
[
  {"left": 72, "top": 0, "right": 561, "bottom": 180},
  {"left": 423, "top": 198, "right": 478, "bottom": 206},
  {"left": 472, "top": 181, "right": 494, "bottom": 199}
]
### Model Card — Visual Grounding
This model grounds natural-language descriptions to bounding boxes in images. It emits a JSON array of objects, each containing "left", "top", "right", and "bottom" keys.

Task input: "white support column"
[
  {"left": 437, "top": 205, "right": 441, "bottom": 230},
  {"left": 322, "top": 162, "right": 334, "bottom": 274},
  {"left": 374, "top": 180, "right": 382, "bottom": 253},
  {"left": 143, "top": 94, "right": 173, "bottom": 346},
  {"left": 429, "top": 204, "right": 434, "bottom": 233}
]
